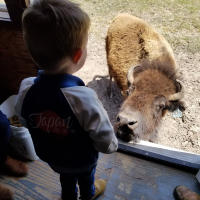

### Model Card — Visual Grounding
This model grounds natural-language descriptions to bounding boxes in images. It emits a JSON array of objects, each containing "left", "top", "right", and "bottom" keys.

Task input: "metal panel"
[{"left": 118, "top": 140, "right": 200, "bottom": 170}]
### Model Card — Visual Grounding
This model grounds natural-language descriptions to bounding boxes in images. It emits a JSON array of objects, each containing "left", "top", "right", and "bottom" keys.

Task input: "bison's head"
[{"left": 116, "top": 65, "right": 184, "bottom": 142}]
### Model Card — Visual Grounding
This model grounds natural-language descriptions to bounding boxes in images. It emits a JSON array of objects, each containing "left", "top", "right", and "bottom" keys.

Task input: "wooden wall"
[{"left": 0, "top": 22, "right": 36, "bottom": 103}]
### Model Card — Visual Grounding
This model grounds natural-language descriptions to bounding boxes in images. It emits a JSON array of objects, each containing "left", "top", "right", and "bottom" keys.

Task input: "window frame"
[
  {"left": 118, "top": 140, "right": 200, "bottom": 171},
  {"left": 0, "top": 1, "right": 7, "bottom": 10},
  {"left": 0, "top": 1, "right": 10, "bottom": 22},
  {"left": 0, "top": 0, "right": 27, "bottom": 26},
  {"left": 1, "top": 0, "right": 199, "bottom": 175}
]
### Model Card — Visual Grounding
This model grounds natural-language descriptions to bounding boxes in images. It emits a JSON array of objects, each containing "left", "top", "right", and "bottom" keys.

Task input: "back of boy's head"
[{"left": 22, "top": 0, "right": 90, "bottom": 70}]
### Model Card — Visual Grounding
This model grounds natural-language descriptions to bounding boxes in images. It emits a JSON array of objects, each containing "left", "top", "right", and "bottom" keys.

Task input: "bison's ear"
[{"left": 153, "top": 95, "right": 167, "bottom": 116}]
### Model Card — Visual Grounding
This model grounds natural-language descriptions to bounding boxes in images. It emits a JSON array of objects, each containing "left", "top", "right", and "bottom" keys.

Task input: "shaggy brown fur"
[
  {"left": 106, "top": 13, "right": 177, "bottom": 95},
  {"left": 106, "top": 14, "right": 184, "bottom": 142},
  {"left": 133, "top": 61, "right": 177, "bottom": 100}
]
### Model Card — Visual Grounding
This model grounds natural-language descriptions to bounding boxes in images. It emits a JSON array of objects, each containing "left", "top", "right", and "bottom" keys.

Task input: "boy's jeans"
[{"left": 60, "top": 165, "right": 96, "bottom": 200}]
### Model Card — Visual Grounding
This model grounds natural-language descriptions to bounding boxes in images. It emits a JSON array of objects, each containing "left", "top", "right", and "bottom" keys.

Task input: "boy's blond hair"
[{"left": 22, "top": 0, "right": 90, "bottom": 69}]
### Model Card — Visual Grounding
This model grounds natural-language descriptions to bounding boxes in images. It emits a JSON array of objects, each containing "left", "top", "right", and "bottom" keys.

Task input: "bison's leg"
[{"left": 108, "top": 75, "right": 113, "bottom": 98}]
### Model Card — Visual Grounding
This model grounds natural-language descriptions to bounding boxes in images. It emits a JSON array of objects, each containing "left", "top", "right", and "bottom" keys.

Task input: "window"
[
  {"left": 0, "top": 0, "right": 7, "bottom": 10},
  {"left": 0, "top": 0, "right": 10, "bottom": 21}
]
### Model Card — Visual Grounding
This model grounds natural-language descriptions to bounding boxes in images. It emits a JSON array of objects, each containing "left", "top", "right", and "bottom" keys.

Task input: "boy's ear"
[{"left": 72, "top": 49, "right": 82, "bottom": 64}]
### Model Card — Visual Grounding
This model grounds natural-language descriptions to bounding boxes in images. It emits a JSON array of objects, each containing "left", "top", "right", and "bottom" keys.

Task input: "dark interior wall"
[{"left": 0, "top": 22, "right": 36, "bottom": 103}]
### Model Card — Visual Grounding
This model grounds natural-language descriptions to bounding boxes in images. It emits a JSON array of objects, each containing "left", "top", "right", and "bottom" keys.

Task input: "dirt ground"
[{"left": 73, "top": 0, "right": 200, "bottom": 154}]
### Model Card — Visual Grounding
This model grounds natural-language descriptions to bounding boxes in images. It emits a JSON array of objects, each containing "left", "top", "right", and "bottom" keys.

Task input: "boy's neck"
[{"left": 44, "top": 58, "right": 75, "bottom": 75}]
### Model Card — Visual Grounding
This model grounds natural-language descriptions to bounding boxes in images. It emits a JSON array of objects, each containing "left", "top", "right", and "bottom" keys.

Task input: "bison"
[{"left": 106, "top": 14, "right": 184, "bottom": 142}]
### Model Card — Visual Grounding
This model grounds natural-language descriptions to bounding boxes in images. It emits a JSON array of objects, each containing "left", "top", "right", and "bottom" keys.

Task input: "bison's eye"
[
  {"left": 117, "top": 116, "right": 120, "bottom": 122},
  {"left": 128, "top": 121, "right": 137, "bottom": 125}
]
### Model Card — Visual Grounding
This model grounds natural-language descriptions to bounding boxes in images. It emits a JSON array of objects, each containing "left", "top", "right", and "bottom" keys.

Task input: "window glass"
[
  {"left": 0, "top": 0, "right": 7, "bottom": 11},
  {"left": 0, "top": 0, "right": 10, "bottom": 21}
]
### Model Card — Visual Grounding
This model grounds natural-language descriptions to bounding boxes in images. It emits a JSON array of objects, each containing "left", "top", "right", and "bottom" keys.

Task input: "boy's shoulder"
[
  {"left": 61, "top": 86, "right": 97, "bottom": 97},
  {"left": 18, "top": 77, "right": 99, "bottom": 106},
  {"left": 18, "top": 77, "right": 36, "bottom": 93},
  {"left": 18, "top": 76, "right": 99, "bottom": 106},
  {"left": 61, "top": 86, "right": 99, "bottom": 108}
]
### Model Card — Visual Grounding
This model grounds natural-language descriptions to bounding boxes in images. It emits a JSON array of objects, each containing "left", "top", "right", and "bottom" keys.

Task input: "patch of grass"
[{"left": 74, "top": 0, "right": 200, "bottom": 54}]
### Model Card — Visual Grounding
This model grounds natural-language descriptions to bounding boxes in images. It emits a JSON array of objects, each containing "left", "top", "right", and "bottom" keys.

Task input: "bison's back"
[{"left": 106, "top": 14, "right": 176, "bottom": 94}]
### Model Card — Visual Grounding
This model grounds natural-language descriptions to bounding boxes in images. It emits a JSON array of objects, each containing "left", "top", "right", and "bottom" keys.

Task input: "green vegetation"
[{"left": 74, "top": 0, "right": 200, "bottom": 54}]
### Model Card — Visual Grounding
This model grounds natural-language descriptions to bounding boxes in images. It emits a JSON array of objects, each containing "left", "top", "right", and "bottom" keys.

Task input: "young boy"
[
  {"left": 16, "top": 0, "right": 118, "bottom": 199},
  {"left": 0, "top": 110, "right": 28, "bottom": 200}
]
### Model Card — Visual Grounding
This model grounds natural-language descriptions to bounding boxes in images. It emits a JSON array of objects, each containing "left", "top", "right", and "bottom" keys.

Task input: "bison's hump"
[{"left": 106, "top": 13, "right": 176, "bottom": 93}]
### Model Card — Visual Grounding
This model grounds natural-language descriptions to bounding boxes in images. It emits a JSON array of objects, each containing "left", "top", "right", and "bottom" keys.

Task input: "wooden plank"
[
  {"left": 0, "top": 22, "right": 36, "bottom": 103},
  {"left": 118, "top": 140, "right": 200, "bottom": 170}
]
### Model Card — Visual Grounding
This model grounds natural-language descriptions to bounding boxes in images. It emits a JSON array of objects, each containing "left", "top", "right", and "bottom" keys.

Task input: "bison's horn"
[
  {"left": 168, "top": 79, "right": 184, "bottom": 101},
  {"left": 127, "top": 65, "right": 137, "bottom": 85},
  {"left": 126, "top": 65, "right": 141, "bottom": 95}
]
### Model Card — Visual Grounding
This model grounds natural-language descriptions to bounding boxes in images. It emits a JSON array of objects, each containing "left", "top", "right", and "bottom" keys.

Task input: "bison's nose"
[{"left": 116, "top": 116, "right": 137, "bottom": 125}]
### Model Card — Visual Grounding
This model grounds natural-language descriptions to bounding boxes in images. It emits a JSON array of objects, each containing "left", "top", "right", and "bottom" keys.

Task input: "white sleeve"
[
  {"left": 15, "top": 77, "right": 35, "bottom": 127},
  {"left": 61, "top": 86, "right": 118, "bottom": 154}
]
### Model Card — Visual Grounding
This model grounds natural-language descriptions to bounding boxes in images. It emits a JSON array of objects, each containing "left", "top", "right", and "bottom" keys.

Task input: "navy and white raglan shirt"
[{"left": 15, "top": 72, "right": 118, "bottom": 173}]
